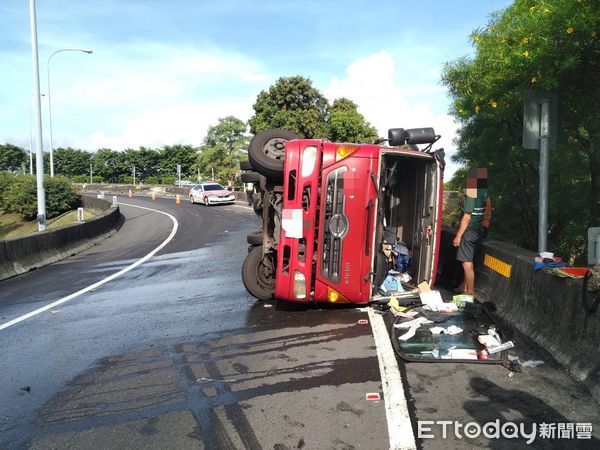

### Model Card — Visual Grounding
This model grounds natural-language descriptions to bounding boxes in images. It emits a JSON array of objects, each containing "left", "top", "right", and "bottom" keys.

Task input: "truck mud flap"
[{"left": 391, "top": 306, "right": 508, "bottom": 364}]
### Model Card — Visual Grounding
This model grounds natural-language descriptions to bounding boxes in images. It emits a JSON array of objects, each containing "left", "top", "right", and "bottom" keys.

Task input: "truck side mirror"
[
  {"left": 388, "top": 128, "right": 406, "bottom": 146},
  {"left": 404, "top": 128, "right": 437, "bottom": 145}
]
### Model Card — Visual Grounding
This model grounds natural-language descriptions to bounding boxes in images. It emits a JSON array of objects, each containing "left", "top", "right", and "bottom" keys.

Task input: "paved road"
[
  {"left": 0, "top": 197, "right": 389, "bottom": 449},
  {"left": 0, "top": 196, "right": 598, "bottom": 449}
]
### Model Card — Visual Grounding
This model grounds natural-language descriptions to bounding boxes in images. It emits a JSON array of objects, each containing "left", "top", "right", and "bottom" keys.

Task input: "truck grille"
[{"left": 321, "top": 167, "right": 347, "bottom": 282}]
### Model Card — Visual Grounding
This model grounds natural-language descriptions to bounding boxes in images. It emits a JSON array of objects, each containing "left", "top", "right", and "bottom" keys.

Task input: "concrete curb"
[
  {"left": 440, "top": 228, "right": 600, "bottom": 403},
  {"left": 0, "top": 196, "right": 124, "bottom": 282}
]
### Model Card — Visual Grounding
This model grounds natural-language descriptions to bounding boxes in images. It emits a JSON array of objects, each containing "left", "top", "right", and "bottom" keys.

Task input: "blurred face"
[{"left": 466, "top": 168, "right": 487, "bottom": 197}]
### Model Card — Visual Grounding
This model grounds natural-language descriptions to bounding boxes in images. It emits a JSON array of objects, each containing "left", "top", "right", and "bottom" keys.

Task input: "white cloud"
[
  {"left": 324, "top": 51, "right": 460, "bottom": 178},
  {"left": 44, "top": 45, "right": 269, "bottom": 151}
]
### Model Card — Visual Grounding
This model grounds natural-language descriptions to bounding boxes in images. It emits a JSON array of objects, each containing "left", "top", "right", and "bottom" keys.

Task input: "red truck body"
[{"left": 241, "top": 128, "right": 444, "bottom": 305}]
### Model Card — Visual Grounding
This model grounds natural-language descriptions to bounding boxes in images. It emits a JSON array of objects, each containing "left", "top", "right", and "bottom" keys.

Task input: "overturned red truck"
[{"left": 241, "top": 127, "right": 445, "bottom": 304}]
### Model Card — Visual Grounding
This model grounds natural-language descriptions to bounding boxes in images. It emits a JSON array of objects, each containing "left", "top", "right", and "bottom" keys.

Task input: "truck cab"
[{"left": 241, "top": 128, "right": 444, "bottom": 304}]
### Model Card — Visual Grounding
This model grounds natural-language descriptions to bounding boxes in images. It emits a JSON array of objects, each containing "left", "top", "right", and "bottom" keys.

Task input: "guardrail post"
[{"left": 77, "top": 207, "right": 84, "bottom": 222}]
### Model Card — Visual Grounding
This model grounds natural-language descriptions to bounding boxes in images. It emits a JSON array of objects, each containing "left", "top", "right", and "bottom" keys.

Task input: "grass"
[{"left": 0, "top": 209, "right": 100, "bottom": 239}]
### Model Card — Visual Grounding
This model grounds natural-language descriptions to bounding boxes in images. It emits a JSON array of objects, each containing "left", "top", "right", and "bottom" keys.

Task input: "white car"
[{"left": 189, "top": 183, "right": 235, "bottom": 206}]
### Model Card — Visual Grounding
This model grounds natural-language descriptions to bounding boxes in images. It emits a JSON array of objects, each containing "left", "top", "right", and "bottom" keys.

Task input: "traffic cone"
[
  {"left": 151, "top": 192, "right": 156, "bottom": 201},
  {"left": 176, "top": 194, "right": 181, "bottom": 205},
  {"left": 128, "top": 189, "right": 132, "bottom": 198}
]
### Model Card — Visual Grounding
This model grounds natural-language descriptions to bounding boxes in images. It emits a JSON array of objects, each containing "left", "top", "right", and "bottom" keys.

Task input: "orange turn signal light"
[
  {"left": 327, "top": 287, "right": 350, "bottom": 303},
  {"left": 335, "top": 144, "right": 360, "bottom": 161}
]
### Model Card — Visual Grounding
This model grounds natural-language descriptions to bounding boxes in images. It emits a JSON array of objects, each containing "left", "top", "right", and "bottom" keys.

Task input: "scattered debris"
[
  {"left": 357, "top": 319, "right": 369, "bottom": 325},
  {"left": 430, "top": 325, "right": 463, "bottom": 335},
  {"left": 520, "top": 359, "right": 545, "bottom": 368},
  {"left": 196, "top": 377, "right": 237, "bottom": 384},
  {"left": 365, "top": 393, "right": 381, "bottom": 401},
  {"left": 19, "top": 386, "right": 31, "bottom": 392},
  {"left": 488, "top": 341, "right": 515, "bottom": 355}
]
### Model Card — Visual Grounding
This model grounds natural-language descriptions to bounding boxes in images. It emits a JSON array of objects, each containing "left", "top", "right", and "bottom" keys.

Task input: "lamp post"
[
  {"left": 28, "top": 93, "right": 45, "bottom": 174},
  {"left": 28, "top": 0, "right": 46, "bottom": 231},
  {"left": 47, "top": 48, "right": 93, "bottom": 177}
]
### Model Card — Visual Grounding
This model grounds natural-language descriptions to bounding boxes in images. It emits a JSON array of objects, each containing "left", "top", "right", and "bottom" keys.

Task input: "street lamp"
[
  {"left": 47, "top": 48, "right": 93, "bottom": 177},
  {"left": 28, "top": 93, "right": 45, "bottom": 174}
]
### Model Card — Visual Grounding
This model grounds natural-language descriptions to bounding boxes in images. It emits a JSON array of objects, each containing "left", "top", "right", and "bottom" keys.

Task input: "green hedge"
[{"left": 0, "top": 173, "right": 79, "bottom": 220}]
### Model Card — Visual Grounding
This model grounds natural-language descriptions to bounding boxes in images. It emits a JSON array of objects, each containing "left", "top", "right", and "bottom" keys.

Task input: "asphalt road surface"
[{"left": 0, "top": 196, "right": 598, "bottom": 449}]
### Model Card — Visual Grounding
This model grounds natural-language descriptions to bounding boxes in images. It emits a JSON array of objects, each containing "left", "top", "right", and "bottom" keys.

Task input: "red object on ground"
[{"left": 558, "top": 267, "right": 589, "bottom": 278}]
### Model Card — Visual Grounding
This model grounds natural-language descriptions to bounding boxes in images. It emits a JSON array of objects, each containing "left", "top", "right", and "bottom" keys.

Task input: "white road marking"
[
  {"left": 0, "top": 202, "right": 178, "bottom": 332},
  {"left": 368, "top": 308, "right": 417, "bottom": 450}
]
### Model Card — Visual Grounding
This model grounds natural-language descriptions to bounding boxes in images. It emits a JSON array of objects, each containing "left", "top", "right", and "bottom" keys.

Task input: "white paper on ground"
[{"left": 419, "top": 290, "right": 444, "bottom": 310}]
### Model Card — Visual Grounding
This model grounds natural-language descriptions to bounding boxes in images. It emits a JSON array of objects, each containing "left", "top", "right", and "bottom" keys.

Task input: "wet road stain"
[{"left": 30, "top": 316, "right": 386, "bottom": 449}]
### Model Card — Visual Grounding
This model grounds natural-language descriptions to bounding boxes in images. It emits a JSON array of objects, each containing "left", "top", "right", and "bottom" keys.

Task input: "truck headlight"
[
  {"left": 293, "top": 271, "right": 306, "bottom": 298},
  {"left": 301, "top": 146, "right": 318, "bottom": 177}
]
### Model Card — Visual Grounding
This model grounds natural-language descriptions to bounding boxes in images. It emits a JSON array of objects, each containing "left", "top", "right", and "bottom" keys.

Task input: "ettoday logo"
[{"left": 417, "top": 420, "right": 593, "bottom": 444}]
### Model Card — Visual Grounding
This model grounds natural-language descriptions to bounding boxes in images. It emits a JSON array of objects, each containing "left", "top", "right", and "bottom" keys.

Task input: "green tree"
[
  {"left": 121, "top": 147, "right": 160, "bottom": 182},
  {"left": 93, "top": 148, "right": 127, "bottom": 183},
  {"left": 328, "top": 98, "right": 378, "bottom": 143},
  {"left": 53, "top": 147, "right": 92, "bottom": 178},
  {"left": 159, "top": 145, "right": 198, "bottom": 181},
  {"left": 197, "top": 116, "right": 249, "bottom": 185},
  {"left": 248, "top": 76, "right": 330, "bottom": 138},
  {"left": 442, "top": 0, "right": 599, "bottom": 261},
  {"left": 0, "top": 144, "right": 27, "bottom": 172}
]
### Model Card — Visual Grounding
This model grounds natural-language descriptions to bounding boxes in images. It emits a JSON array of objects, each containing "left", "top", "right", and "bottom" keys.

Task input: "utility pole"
[
  {"left": 133, "top": 166, "right": 136, "bottom": 186},
  {"left": 523, "top": 92, "right": 557, "bottom": 253},
  {"left": 89, "top": 163, "right": 93, "bottom": 184},
  {"left": 28, "top": 0, "right": 46, "bottom": 231}
]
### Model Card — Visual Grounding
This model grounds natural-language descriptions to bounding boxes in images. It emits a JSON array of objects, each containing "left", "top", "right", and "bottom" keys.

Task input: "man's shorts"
[{"left": 457, "top": 229, "right": 482, "bottom": 262}]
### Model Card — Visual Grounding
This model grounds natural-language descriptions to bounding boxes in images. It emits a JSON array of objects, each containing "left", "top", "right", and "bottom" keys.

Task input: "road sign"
[{"left": 523, "top": 92, "right": 557, "bottom": 150}]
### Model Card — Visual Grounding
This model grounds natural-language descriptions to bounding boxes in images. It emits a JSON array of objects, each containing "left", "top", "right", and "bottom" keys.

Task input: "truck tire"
[
  {"left": 247, "top": 231, "right": 262, "bottom": 245},
  {"left": 248, "top": 129, "right": 300, "bottom": 180},
  {"left": 239, "top": 160, "right": 253, "bottom": 171},
  {"left": 241, "top": 245, "right": 275, "bottom": 301},
  {"left": 252, "top": 196, "right": 263, "bottom": 218},
  {"left": 241, "top": 171, "right": 261, "bottom": 183}
]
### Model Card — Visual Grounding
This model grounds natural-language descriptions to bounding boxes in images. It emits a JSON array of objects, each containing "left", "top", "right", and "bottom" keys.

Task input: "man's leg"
[{"left": 462, "top": 261, "right": 475, "bottom": 295}]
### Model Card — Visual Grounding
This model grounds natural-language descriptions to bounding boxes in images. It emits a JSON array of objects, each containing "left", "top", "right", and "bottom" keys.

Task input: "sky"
[{"left": 0, "top": 0, "right": 513, "bottom": 177}]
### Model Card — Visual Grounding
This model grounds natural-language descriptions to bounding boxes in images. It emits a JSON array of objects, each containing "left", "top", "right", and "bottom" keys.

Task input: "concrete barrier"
[
  {"left": 0, "top": 196, "right": 124, "bottom": 282},
  {"left": 440, "top": 228, "right": 600, "bottom": 402}
]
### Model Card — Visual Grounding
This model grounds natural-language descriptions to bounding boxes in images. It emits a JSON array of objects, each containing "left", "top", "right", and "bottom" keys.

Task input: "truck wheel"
[
  {"left": 252, "top": 197, "right": 263, "bottom": 218},
  {"left": 241, "top": 245, "right": 275, "bottom": 301},
  {"left": 248, "top": 129, "right": 300, "bottom": 179},
  {"left": 241, "top": 171, "right": 261, "bottom": 183},
  {"left": 240, "top": 160, "right": 253, "bottom": 171},
  {"left": 247, "top": 231, "right": 262, "bottom": 245}
]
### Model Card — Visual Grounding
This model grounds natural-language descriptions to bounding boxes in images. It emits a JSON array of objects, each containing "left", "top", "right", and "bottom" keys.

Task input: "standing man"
[
  {"left": 245, "top": 182, "right": 255, "bottom": 207},
  {"left": 453, "top": 168, "right": 489, "bottom": 296}
]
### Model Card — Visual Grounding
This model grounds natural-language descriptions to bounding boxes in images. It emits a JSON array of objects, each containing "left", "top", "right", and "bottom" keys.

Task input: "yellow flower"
[
  {"left": 531, "top": 77, "right": 537, "bottom": 84},
  {"left": 522, "top": 37, "right": 529, "bottom": 44},
  {"left": 523, "top": 50, "right": 529, "bottom": 57},
  {"left": 567, "top": 26, "right": 574, "bottom": 34},
  {"left": 475, "top": 106, "right": 480, "bottom": 113},
  {"left": 544, "top": 7, "right": 550, "bottom": 13},
  {"left": 491, "top": 101, "right": 497, "bottom": 109}
]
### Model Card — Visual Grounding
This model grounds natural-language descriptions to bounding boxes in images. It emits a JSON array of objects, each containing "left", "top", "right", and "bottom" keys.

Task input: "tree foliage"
[
  {"left": 249, "top": 76, "right": 330, "bottom": 138},
  {"left": 249, "top": 76, "right": 379, "bottom": 144},
  {"left": 329, "top": 98, "right": 378, "bottom": 143},
  {"left": 442, "top": 0, "right": 599, "bottom": 261},
  {"left": 0, "top": 144, "right": 27, "bottom": 172},
  {"left": 54, "top": 147, "right": 92, "bottom": 178},
  {"left": 198, "top": 116, "right": 249, "bottom": 185},
  {"left": 0, "top": 174, "right": 78, "bottom": 220}
]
